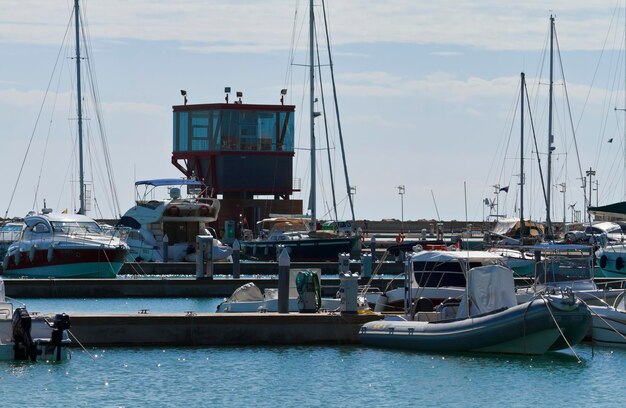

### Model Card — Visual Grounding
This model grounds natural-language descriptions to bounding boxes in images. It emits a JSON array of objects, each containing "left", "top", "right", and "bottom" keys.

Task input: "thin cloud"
[{"left": 0, "top": 0, "right": 620, "bottom": 51}]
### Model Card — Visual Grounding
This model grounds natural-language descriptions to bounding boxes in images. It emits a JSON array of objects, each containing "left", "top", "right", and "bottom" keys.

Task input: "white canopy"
[{"left": 456, "top": 264, "right": 517, "bottom": 318}]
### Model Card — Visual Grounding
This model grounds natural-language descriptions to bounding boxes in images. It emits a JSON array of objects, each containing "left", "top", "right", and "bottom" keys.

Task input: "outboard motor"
[
  {"left": 46, "top": 313, "right": 71, "bottom": 362},
  {"left": 12, "top": 307, "right": 37, "bottom": 361}
]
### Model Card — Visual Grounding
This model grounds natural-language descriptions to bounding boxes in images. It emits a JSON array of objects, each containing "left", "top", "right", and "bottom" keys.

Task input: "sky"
[{"left": 2, "top": 0, "right": 626, "bottom": 223}]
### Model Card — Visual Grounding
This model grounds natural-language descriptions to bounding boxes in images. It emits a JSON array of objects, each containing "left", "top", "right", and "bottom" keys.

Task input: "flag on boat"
[
  {"left": 499, "top": 186, "right": 509, "bottom": 193},
  {"left": 62, "top": 208, "right": 68, "bottom": 214}
]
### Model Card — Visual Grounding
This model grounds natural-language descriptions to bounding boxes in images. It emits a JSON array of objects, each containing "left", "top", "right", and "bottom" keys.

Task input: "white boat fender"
[
  {"left": 47, "top": 246, "right": 54, "bottom": 263},
  {"left": 29, "top": 245, "right": 37, "bottom": 262}
]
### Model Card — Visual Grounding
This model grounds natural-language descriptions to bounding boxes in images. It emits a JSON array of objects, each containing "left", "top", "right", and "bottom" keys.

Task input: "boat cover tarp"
[
  {"left": 456, "top": 265, "right": 517, "bottom": 318},
  {"left": 228, "top": 282, "right": 264, "bottom": 302},
  {"left": 135, "top": 179, "right": 205, "bottom": 187},
  {"left": 588, "top": 201, "right": 626, "bottom": 219},
  {"left": 491, "top": 218, "right": 544, "bottom": 237}
]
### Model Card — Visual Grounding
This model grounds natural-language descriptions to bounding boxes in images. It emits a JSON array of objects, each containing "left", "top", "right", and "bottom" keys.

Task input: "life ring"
[
  {"left": 360, "top": 234, "right": 365, "bottom": 243},
  {"left": 600, "top": 255, "right": 608, "bottom": 269},
  {"left": 616, "top": 257, "right": 624, "bottom": 271},
  {"left": 198, "top": 205, "right": 210, "bottom": 217},
  {"left": 167, "top": 205, "right": 180, "bottom": 216},
  {"left": 396, "top": 234, "right": 404, "bottom": 245}
]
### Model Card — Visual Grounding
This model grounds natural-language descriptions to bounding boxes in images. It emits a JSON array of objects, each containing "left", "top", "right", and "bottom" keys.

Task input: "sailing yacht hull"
[{"left": 240, "top": 235, "right": 360, "bottom": 262}]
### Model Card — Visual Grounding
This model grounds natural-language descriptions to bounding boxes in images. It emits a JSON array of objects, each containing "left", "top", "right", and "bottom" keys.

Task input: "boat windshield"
[
  {"left": 51, "top": 221, "right": 102, "bottom": 235},
  {"left": 536, "top": 257, "right": 592, "bottom": 284},
  {"left": 0, "top": 224, "right": 22, "bottom": 231}
]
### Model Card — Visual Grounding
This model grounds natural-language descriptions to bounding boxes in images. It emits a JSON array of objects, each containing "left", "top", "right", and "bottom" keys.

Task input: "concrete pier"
[
  {"left": 3, "top": 277, "right": 395, "bottom": 298},
  {"left": 119, "top": 261, "right": 404, "bottom": 276},
  {"left": 68, "top": 312, "right": 382, "bottom": 346}
]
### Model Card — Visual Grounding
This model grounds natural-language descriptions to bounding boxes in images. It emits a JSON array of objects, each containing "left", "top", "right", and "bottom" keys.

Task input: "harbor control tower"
[{"left": 171, "top": 90, "right": 303, "bottom": 234}]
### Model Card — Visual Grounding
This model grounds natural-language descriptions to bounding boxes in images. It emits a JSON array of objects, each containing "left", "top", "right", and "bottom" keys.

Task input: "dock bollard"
[
  {"left": 278, "top": 248, "right": 290, "bottom": 314},
  {"left": 339, "top": 272, "right": 359, "bottom": 314},
  {"left": 338, "top": 253, "right": 350, "bottom": 274},
  {"left": 162, "top": 234, "right": 169, "bottom": 262},
  {"left": 196, "top": 236, "right": 214, "bottom": 279},
  {"left": 232, "top": 239, "right": 241, "bottom": 279},
  {"left": 360, "top": 253, "right": 372, "bottom": 279}
]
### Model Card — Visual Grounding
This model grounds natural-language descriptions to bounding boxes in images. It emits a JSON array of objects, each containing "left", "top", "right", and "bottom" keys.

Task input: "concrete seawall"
[{"left": 68, "top": 312, "right": 383, "bottom": 347}]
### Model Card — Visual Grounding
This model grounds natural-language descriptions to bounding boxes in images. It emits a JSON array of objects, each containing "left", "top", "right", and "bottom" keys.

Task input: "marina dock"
[
  {"left": 2, "top": 276, "right": 396, "bottom": 298},
  {"left": 67, "top": 312, "right": 382, "bottom": 347}
]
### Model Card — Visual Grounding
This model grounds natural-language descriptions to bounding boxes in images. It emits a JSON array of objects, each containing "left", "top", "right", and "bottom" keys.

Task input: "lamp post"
[
  {"left": 397, "top": 185, "right": 405, "bottom": 233},
  {"left": 350, "top": 186, "right": 356, "bottom": 211},
  {"left": 586, "top": 168, "right": 596, "bottom": 214}
]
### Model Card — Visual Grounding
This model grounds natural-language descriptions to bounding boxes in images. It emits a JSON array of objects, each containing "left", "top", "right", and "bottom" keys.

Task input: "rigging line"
[
  {"left": 554, "top": 30, "right": 587, "bottom": 210},
  {"left": 81, "top": 12, "right": 121, "bottom": 217},
  {"left": 591, "top": 4, "right": 622, "bottom": 167},
  {"left": 283, "top": 1, "right": 300, "bottom": 88},
  {"left": 33, "top": 53, "right": 66, "bottom": 212},
  {"left": 315, "top": 16, "right": 338, "bottom": 222},
  {"left": 430, "top": 190, "right": 441, "bottom": 222},
  {"left": 524, "top": 81, "right": 550, "bottom": 218},
  {"left": 321, "top": 0, "right": 354, "bottom": 222},
  {"left": 478, "top": 77, "right": 520, "bottom": 218},
  {"left": 4, "top": 10, "right": 73, "bottom": 219},
  {"left": 498, "top": 83, "right": 520, "bottom": 187}
]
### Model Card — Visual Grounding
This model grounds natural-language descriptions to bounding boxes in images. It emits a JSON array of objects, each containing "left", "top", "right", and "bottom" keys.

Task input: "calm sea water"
[{"left": 2, "top": 299, "right": 625, "bottom": 407}]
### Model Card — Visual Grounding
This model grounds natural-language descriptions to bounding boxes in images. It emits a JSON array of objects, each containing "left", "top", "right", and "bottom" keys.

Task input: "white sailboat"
[{"left": 1, "top": 0, "right": 128, "bottom": 278}]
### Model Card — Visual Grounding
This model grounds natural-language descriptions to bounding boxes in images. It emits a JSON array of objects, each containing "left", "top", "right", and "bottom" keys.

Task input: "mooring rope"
[{"left": 538, "top": 293, "right": 581, "bottom": 363}]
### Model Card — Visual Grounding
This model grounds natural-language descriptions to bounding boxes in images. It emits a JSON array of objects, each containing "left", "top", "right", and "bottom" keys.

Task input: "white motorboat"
[
  {"left": 515, "top": 244, "right": 623, "bottom": 306},
  {"left": 0, "top": 221, "right": 24, "bottom": 259},
  {"left": 2, "top": 209, "right": 128, "bottom": 278},
  {"left": 0, "top": 278, "right": 71, "bottom": 361},
  {"left": 360, "top": 265, "right": 591, "bottom": 355},
  {"left": 117, "top": 179, "right": 232, "bottom": 262},
  {"left": 216, "top": 269, "right": 368, "bottom": 313},
  {"left": 373, "top": 250, "right": 505, "bottom": 313},
  {"left": 589, "top": 293, "right": 626, "bottom": 348}
]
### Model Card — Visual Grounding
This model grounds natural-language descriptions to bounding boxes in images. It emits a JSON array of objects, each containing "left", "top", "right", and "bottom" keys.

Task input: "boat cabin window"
[
  {"left": 51, "top": 221, "right": 102, "bottom": 235},
  {"left": 32, "top": 223, "right": 50, "bottom": 233}
]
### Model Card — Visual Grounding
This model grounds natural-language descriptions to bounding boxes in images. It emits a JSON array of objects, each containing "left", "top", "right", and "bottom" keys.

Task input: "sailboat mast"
[
  {"left": 309, "top": 0, "right": 316, "bottom": 226},
  {"left": 546, "top": 15, "right": 555, "bottom": 235},
  {"left": 520, "top": 72, "right": 525, "bottom": 237},
  {"left": 75, "top": 0, "right": 85, "bottom": 215}
]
